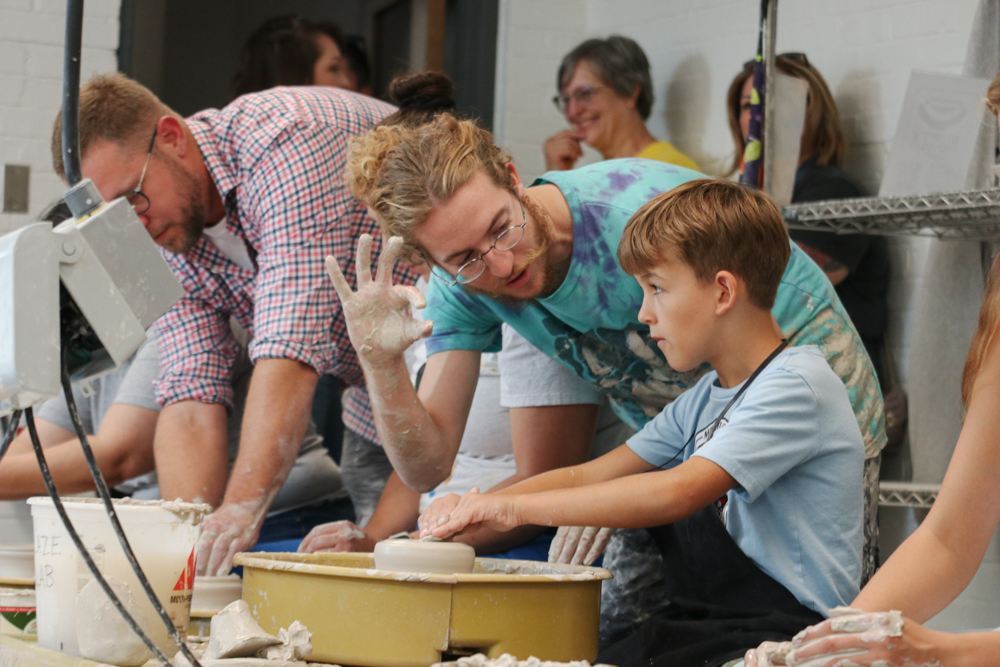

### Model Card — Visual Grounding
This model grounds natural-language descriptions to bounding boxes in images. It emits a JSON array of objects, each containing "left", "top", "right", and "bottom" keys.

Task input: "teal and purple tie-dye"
[{"left": 423, "top": 158, "right": 885, "bottom": 461}]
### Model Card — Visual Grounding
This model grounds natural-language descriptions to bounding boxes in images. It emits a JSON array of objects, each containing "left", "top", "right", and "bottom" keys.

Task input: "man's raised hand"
[{"left": 326, "top": 234, "right": 432, "bottom": 367}]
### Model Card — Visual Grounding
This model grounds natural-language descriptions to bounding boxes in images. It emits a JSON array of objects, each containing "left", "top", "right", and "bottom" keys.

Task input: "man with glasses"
[
  {"left": 51, "top": 73, "right": 417, "bottom": 575},
  {"left": 333, "top": 111, "right": 885, "bottom": 641}
]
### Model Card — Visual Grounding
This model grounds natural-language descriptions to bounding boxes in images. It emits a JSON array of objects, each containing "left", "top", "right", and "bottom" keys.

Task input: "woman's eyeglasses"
[{"left": 552, "top": 84, "right": 604, "bottom": 114}]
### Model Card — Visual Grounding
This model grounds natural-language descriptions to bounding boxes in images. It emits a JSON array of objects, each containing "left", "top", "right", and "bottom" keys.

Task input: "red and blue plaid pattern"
[{"left": 152, "top": 87, "right": 416, "bottom": 443}]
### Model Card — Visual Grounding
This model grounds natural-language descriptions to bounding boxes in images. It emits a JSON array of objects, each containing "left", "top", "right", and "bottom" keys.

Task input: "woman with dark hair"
[
  {"left": 231, "top": 15, "right": 356, "bottom": 99},
  {"left": 728, "top": 54, "right": 890, "bottom": 387},
  {"left": 543, "top": 35, "right": 698, "bottom": 172}
]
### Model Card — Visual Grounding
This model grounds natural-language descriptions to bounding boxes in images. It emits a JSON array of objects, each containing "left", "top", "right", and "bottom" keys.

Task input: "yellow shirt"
[{"left": 635, "top": 141, "right": 700, "bottom": 172}]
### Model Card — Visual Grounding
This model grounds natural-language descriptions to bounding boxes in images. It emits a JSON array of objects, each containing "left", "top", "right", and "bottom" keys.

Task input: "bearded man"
[{"left": 52, "top": 73, "right": 416, "bottom": 574}]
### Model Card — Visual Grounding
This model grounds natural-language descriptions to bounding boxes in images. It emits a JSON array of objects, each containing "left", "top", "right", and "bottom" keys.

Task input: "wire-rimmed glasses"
[
  {"left": 552, "top": 84, "right": 604, "bottom": 114},
  {"left": 124, "top": 129, "right": 158, "bottom": 216},
  {"left": 430, "top": 196, "right": 528, "bottom": 287}
]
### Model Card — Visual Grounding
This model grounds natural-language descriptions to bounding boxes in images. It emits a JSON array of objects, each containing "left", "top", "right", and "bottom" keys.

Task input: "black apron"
[{"left": 598, "top": 341, "right": 824, "bottom": 667}]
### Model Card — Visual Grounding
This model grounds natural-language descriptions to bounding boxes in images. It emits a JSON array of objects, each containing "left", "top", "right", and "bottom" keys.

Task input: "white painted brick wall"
[{"left": 0, "top": 0, "right": 119, "bottom": 233}]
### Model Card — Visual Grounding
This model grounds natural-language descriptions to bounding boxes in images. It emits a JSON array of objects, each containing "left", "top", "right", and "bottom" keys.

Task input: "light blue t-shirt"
[
  {"left": 627, "top": 346, "right": 864, "bottom": 615},
  {"left": 423, "top": 159, "right": 884, "bottom": 458}
]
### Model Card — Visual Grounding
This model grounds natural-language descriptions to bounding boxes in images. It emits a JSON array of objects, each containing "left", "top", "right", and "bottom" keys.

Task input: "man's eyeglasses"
[
  {"left": 552, "top": 84, "right": 604, "bottom": 114},
  {"left": 124, "top": 129, "right": 158, "bottom": 216},
  {"left": 430, "top": 196, "right": 528, "bottom": 287}
]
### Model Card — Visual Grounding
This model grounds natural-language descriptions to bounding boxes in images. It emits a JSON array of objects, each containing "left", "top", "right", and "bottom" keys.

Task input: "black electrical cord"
[
  {"left": 62, "top": 0, "right": 84, "bottom": 186},
  {"left": 0, "top": 409, "right": 22, "bottom": 464},
  {"left": 24, "top": 406, "right": 174, "bottom": 665},
  {"left": 56, "top": 2, "right": 203, "bottom": 662},
  {"left": 60, "top": 369, "right": 205, "bottom": 667}
]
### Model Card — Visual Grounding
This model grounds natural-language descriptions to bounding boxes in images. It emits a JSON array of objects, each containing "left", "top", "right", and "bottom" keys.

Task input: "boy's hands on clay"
[
  {"left": 780, "top": 610, "right": 942, "bottom": 667},
  {"left": 298, "top": 520, "right": 375, "bottom": 553},
  {"left": 326, "top": 234, "right": 432, "bottom": 368},
  {"left": 196, "top": 502, "right": 265, "bottom": 577},
  {"left": 417, "top": 493, "right": 463, "bottom": 538},
  {"left": 547, "top": 526, "right": 615, "bottom": 566},
  {"left": 429, "top": 489, "right": 521, "bottom": 540},
  {"left": 743, "top": 641, "right": 792, "bottom": 667}
]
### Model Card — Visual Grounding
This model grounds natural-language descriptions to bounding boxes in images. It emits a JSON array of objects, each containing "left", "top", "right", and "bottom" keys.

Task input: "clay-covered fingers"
[
  {"left": 547, "top": 526, "right": 614, "bottom": 565},
  {"left": 581, "top": 527, "right": 614, "bottom": 565},
  {"left": 786, "top": 636, "right": 870, "bottom": 666},
  {"left": 355, "top": 233, "right": 374, "bottom": 285},
  {"left": 397, "top": 284, "right": 427, "bottom": 311},
  {"left": 201, "top": 531, "right": 234, "bottom": 578},
  {"left": 375, "top": 236, "right": 404, "bottom": 285},
  {"left": 549, "top": 526, "right": 584, "bottom": 564},
  {"left": 325, "top": 255, "right": 354, "bottom": 302},
  {"left": 396, "top": 285, "right": 434, "bottom": 341},
  {"left": 744, "top": 641, "right": 793, "bottom": 667},
  {"left": 298, "top": 521, "right": 366, "bottom": 553},
  {"left": 417, "top": 493, "right": 463, "bottom": 537},
  {"left": 194, "top": 527, "right": 220, "bottom": 576}
]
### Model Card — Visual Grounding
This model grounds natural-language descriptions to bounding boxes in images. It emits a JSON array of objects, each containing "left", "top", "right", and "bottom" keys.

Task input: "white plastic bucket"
[{"left": 28, "top": 497, "right": 211, "bottom": 656}]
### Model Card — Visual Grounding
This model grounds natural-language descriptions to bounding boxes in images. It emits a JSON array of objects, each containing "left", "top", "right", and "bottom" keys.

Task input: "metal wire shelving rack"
[{"left": 782, "top": 188, "right": 1000, "bottom": 241}]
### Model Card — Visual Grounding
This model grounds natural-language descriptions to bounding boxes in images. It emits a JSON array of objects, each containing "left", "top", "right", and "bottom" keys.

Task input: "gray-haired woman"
[{"left": 543, "top": 35, "right": 699, "bottom": 172}]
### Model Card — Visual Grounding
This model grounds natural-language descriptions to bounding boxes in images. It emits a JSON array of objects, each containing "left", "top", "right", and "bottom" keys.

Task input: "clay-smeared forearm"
[{"left": 326, "top": 235, "right": 480, "bottom": 491}]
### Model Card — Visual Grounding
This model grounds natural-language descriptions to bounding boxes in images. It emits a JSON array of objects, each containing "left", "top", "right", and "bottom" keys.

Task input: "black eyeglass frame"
[
  {"left": 124, "top": 129, "right": 158, "bottom": 216},
  {"left": 428, "top": 194, "right": 529, "bottom": 287}
]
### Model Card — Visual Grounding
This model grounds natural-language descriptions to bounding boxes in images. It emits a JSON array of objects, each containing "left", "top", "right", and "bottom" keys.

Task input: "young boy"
[{"left": 422, "top": 179, "right": 865, "bottom": 666}]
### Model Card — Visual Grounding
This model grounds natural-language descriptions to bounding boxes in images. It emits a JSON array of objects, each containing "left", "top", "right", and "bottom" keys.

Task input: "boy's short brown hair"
[{"left": 618, "top": 179, "right": 790, "bottom": 309}]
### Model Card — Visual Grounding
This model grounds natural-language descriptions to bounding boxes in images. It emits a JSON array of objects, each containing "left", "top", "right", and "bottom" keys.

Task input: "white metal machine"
[{"left": 0, "top": 178, "right": 183, "bottom": 415}]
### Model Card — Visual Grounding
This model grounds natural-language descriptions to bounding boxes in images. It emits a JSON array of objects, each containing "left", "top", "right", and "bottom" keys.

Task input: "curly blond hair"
[{"left": 346, "top": 113, "right": 513, "bottom": 262}]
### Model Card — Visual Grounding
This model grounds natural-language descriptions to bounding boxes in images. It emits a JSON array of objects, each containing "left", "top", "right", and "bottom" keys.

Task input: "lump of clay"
[
  {"left": 374, "top": 538, "right": 475, "bottom": 574},
  {"left": 259, "top": 621, "right": 312, "bottom": 661},
  {"left": 75, "top": 576, "right": 154, "bottom": 667},
  {"left": 206, "top": 600, "right": 282, "bottom": 659}
]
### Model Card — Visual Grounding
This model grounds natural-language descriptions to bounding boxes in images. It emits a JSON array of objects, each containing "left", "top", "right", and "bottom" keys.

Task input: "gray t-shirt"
[
  {"left": 36, "top": 337, "right": 160, "bottom": 496},
  {"left": 36, "top": 335, "right": 346, "bottom": 514}
]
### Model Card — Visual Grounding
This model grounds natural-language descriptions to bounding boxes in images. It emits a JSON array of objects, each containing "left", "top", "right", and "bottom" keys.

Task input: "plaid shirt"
[{"left": 152, "top": 87, "right": 416, "bottom": 443}]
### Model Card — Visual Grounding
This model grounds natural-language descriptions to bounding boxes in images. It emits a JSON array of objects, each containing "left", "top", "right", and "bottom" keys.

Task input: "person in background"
[
  {"left": 231, "top": 15, "right": 359, "bottom": 99},
  {"left": 230, "top": 15, "right": 373, "bottom": 467},
  {"left": 744, "top": 68, "right": 1000, "bottom": 667},
  {"left": 335, "top": 33, "right": 374, "bottom": 97},
  {"left": 727, "top": 54, "right": 890, "bottom": 385},
  {"left": 52, "top": 73, "right": 411, "bottom": 575},
  {"left": 543, "top": 35, "right": 699, "bottom": 173}
]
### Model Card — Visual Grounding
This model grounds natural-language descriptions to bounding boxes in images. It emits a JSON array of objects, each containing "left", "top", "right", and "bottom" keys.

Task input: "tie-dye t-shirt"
[{"left": 423, "top": 159, "right": 885, "bottom": 458}]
